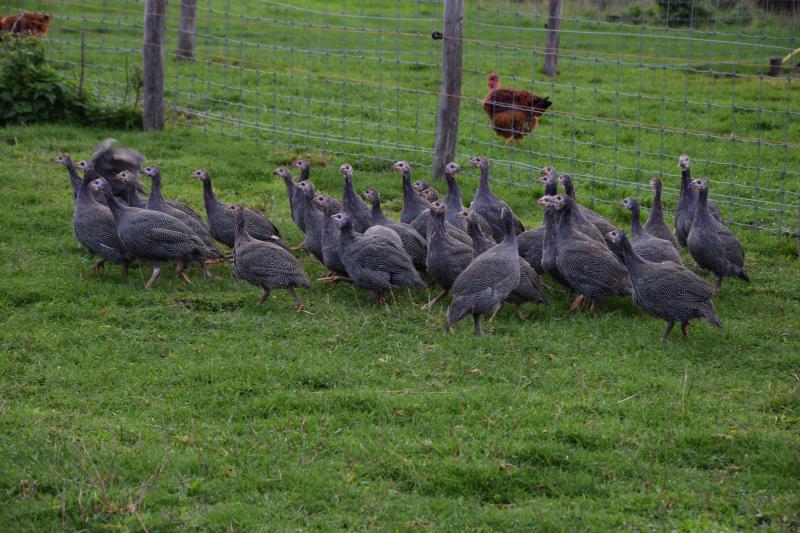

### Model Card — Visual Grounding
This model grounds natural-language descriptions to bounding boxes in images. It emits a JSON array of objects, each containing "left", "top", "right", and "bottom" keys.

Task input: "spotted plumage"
[
  {"left": 686, "top": 179, "right": 749, "bottom": 291},
  {"left": 643, "top": 177, "right": 679, "bottom": 249},
  {"left": 422, "top": 202, "right": 474, "bottom": 309},
  {"left": 620, "top": 197, "right": 682, "bottom": 265},
  {"left": 312, "top": 194, "right": 349, "bottom": 281},
  {"left": 394, "top": 161, "right": 429, "bottom": 225},
  {"left": 608, "top": 230, "right": 721, "bottom": 340},
  {"left": 674, "top": 155, "right": 722, "bottom": 247},
  {"left": 362, "top": 187, "right": 428, "bottom": 271},
  {"left": 191, "top": 169, "right": 280, "bottom": 248},
  {"left": 340, "top": 164, "right": 373, "bottom": 233},
  {"left": 468, "top": 156, "right": 524, "bottom": 240},
  {"left": 446, "top": 208, "right": 521, "bottom": 335},
  {"left": 442, "top": 163, "right": 492, "bottom": 237},
  {"left": 332, "top": 212, "right": 425, "bottom": 305},
  {"left": 558, "top": 173, "right": 618, "bottom": 237},
  {"left": 231, "top": 204, "right": 310, "bottom": 311}
]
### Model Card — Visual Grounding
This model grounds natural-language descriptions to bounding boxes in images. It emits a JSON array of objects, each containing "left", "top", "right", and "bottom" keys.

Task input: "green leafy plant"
[
  {"left": 0, "top": 35, "right": 141, "bottom": 128},
  {"left": 655, "top": 0, "right": 714, "bottom": 26}
]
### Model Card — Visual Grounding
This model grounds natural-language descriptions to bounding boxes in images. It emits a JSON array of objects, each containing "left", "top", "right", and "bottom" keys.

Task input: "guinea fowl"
[
  {"left": 292, "top": 159, "right": 312, "bottom": 182},
  {"left": 674, "top": 155, "right": 722, "bottom": 246},
  {"left": 275, "top": 167, "right": 308, "bottom": 249},
  {"left": 558, "top": 174, "right": 618, "bottom": 237},
  {"left": 340, "top": 164, "right": 373, "bottom": 233},
  {"left": 190, "top": 169, "right": 281, "bottom": 248},
  {"left": 446, "top": 208, "right": 521, "bottom": 335},
  {"left": 71, "top": 170, "right": 131, "bottom": 278},
  {"left": 92, "top": 178, "right": 215, "bottom": 289},
  {"left": 295, "top": 180, "right": 326, "bottom": 265},
  {"left": 643, "top": 177, "right": 679, "bottom": 249},
  {"left": 423, "top": 201, "right": 474, "bottom": 310},
  {"left": 468, "top": 156, "right": 524, "bottom": 239},
  {"left": 538, "top": 195, "right": 570, "bottom": 289},
  {"left": 362, "top": 187, "right": 427, "bottom": 271},
  {"left": 608, "top": 230, "right": 721, "bottom": 340},
  {"left": 141, "top": 166, "right": 225, "bottom": 266},
  {"left": 393, "top": 161, "right": 428, "bottom": 225},
  {"left": 687, "top": 179, "right": 749, "bottom": 291},
  {"left": 553, "top": 174, "right": 607, "bottom": 245},
  {"left": 540, "top": 194, "right": 632, "bottom": 311},
  {"left": 312, "top": 194, "right": 350, "bottom": 283},
  {"left": 55, "top": 154, "right": 108, "bottom": 205},
  {"left": 443, "top": 163, "right": 492, "bottom": 236},
  {"left": 620, "top": 197, "right": 683, "bottom": 265},
  {"left": 332, "top": 212, "right": 425, "bottom": 305},
  {"left": 458, "top": 208, "right": 548, "bottom": 317},
  {"left": 230, "top": 205, "right": 310, "bottom": 311},
  {"left": 516, "top": 168, "right": 558, "bottom": 273},
  {"left": 91, "top": 138, "right": 145, "bottom": 198},
  {"left": 419, "top": 187, "right": 440, "bottom": 203}
]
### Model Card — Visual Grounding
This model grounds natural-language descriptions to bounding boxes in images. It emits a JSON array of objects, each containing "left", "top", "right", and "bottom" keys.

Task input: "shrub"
[
  {"left": 655, "top": 0, "right": 714, "bottom": 26},
  {"left": 0, "top": 36, "right": 141, "bottom": 128}
]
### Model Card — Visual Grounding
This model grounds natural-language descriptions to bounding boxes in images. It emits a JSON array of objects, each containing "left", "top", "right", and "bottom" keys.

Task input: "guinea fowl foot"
[
  {"left": 517, "top": 309, "right": 529, "bottom": 321},
  {"left": 121, "top": 262, "right": 129, "bottom": 280},
  {"left": 177, "top": 271, "right": 192, "bottom": 284},
  {"left": 258, "top": 289, "right": 271, "bottom": 304},
  {"left": 289, "top": 288, "right": 304, "bottom": 312},
  {"left": 292, "top": 241, "right": 306, "bottom": 251},
  {"left": 681, "top": 320, "right": 690, "bottom": 341},
  {"left": 541, "top": 281, "right": 566, "bottom": 293},
  {"left": 376, "top": 293, "right": 387, "bottom": 307},
  {"left": 202, "top": 263, "right": 214, "bottom": 278},
  {"left": 588, "top": 300, "right": 599, "bottom": 313},
  {"left": 474, "top": 315, "right": 484, "bottom": 336},
  {"left": 422, "top": 290, "right": 448, "bottom": 310},
  {"left": 714, "top": 276, "right": 723, "bottom": 294},
  {"left": 489, "top": 306, "right": 502, "bottom": 323},
  {"left": 144, "top": 263, "right": 161, "bottom": 290},
  {"left": 570, "top": 295, "right": 586, "bottom": 311},
  {"left": 92, "top": 259, "right": 105, "bottom": 275},
  {"left": 317, "top": 274, "right": 351, "bottom": 284}
]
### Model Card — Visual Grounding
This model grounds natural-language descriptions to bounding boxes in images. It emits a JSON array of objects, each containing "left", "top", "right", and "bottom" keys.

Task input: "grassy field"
[{"left": 1, "top": 123, "right": 799, "bottom": 530}]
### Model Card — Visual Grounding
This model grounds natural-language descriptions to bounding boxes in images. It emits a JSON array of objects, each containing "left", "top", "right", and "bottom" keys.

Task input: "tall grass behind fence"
[{"left": 4, "top": 0, "right": 800, "bottom": 235}]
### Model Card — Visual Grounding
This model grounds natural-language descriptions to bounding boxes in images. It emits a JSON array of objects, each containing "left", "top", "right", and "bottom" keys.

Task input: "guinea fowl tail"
[
  {"left": 700, "top": 305, "right": 723, "bottom": 327},
  {"left": 737, "top": 267, "right": 750, "bottom": 282}
]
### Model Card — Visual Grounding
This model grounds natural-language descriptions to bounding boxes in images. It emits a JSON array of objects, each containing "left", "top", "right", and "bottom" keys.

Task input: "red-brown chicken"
[
  {"left": 0, "top": 11, "right": 52, "bottom": 39},
  {"left": 481, "top": 73, "right": 551, "bottom": 143}
]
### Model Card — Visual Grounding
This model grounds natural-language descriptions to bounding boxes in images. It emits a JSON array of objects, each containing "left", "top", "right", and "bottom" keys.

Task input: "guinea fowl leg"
[
  {"left": 422, "top": 289, "right": 448, "bottom": 310},
  {"left": 200, "top": 261, "right": 214, "bottom": 278},
  {"left": 175, "top": 261, "right": 192, "bottom": 284},
  {"left": 570, "top": 294, "right": 586, "bottom": 311},
  {"left": 714, "top": 275, "right": 723, "bottom": 293},
  {"left": 292, "top": 240, "right": 306, "bottom": 251},
  {"left": 473, "top": 315, "right": 484, "bottom": 336},
  {"left": 376, "top": 293, "right": 386, "bottom": 307},
  {"left": 489, "top": 305, "right": 503, "bottom": 323},
  {"left": 681, "top": 320, "right": 690, "bottom": 341},
  {"left": 121, "top": 261, "right": 129, "bottom": 280},
  {"left": 92, "top": 259, "right": 105, "bottom": 275},
  {"left": 588, "top": 299, "right": 599, "bottom": 313},
  {"left": 258, "top": 289, "right": 271, "bottom": 304},
  {"left": 288, "top": 288, "right": 304, "bottom": 312},
  {"left": 144, "top": 261, "right": 161, "bottom": 290},
  {"left": 661, "top": 321, "right": 675, "bottom": 341}
]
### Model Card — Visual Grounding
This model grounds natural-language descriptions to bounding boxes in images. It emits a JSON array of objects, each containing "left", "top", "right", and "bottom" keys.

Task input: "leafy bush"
[
  {"left": 618, "top": 3, "right": 662, "bottom": 24},
  {"left": 0, "top": 36, "right": 141, "bottom": 128},
  {"left": 655, "top": 0, "right": 714, "bottom": 26}
]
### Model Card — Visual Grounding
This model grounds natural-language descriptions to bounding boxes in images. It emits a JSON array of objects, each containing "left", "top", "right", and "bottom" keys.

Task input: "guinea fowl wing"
[
  {"left": 239, "top": 244, "right": 310, "bottom": 287},
  {"left": 559, "top": 242, "right": 631, "bottom": 295}
]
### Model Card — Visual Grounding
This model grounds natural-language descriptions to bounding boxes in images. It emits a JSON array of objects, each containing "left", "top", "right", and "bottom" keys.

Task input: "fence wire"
[{"left": 5, "top": 0, "right": 800, "bottom": 235}]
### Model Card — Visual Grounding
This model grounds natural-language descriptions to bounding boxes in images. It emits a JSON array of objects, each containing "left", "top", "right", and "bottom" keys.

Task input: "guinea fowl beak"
[{"left": 536, "top": 197, "right": 551, "bottom": 207}]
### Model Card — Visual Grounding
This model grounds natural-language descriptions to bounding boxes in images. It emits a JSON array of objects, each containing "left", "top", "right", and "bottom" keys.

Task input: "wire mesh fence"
[{"left": 5, "top": 0, "right": 800, "bottom": 235}]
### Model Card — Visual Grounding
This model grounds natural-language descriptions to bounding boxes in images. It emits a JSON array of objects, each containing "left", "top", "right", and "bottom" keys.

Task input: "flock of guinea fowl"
[{"left": 57, "top": 140, "right": 750, "bottom": 339}]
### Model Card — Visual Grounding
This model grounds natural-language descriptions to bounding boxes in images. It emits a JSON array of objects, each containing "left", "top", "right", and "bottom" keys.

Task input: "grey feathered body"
[
  {"left": 517, "top": 227, "right": 545, "bottom": 273},
  {"left": 410, "top": 210, "right": 472, "bottom": 246},
  {"left": 471, "top": 170, "right": 524, "bottom": 240},
  {"left": 318, "top": 207, "right": 348, "bottom": 275},
  {"left": 233, "top": 232, "right": 310, "bottom": 292},
  {"left": 687, "top": 190, "right": 748, "bottom": 281},
  {"left": 626, "top": 199, "right": 682, "bottom": 265},
  {"left": 675, "top": 169, "right": 722, "bottom": 247},
  {"left": 426, "top": 211, "right": 474, "bottom": 292},
  {"left": 368, "top": 202, "right": 427, "bottom": 271},
  {"left": 72, "top": 180, "right": 129, "bottom": 263},
  {"left": 342, "top": 176, "right": 373, "bottom": 233},
  {"left": 643, "top": 181, "right": 678, "bottom": 249},
  {"left": 401, "top": 171, "right": 429, "bottom": 224},
  {"left": 201, "top": 179, "right": 280, "bottom": 248}
]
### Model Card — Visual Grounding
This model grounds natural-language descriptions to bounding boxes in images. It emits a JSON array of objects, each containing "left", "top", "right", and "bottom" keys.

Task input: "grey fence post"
[
  {"left": 176, "top": 0, "right": 197, "bottom": 60},
  {"left": 432, "top": 0, "right": 464, "bottom": 180},
  {"left": 543, "top": 0, "right": 562, "bottom": 77},
  {"left": 143, "top": 0, "right": 166, "bottom": 131}
]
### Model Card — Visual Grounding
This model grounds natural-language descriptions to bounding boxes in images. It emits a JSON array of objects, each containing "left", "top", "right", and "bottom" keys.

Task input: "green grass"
[{"left": 1, "top": 123, "right": 799, "bottom": 530}]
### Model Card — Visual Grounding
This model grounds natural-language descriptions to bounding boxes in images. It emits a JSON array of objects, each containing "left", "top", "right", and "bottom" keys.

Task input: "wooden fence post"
[
  {"left": 543, "top": 0, "right": 562, "bottom": 77},
  {"left": 432, "top": 0, "right": 464, "bottom": 180},
  {"left": 176, "top": 0, "right": 196, "bottom": 60},
  {"left": 143, "top": 0, "right": 166, "bottom": 131}
]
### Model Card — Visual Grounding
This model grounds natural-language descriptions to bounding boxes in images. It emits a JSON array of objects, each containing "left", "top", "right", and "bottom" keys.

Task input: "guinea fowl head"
[
  {"left": 444, "top": 162, "right": 462, "bottom": 176},
  {"left": 540, "top": 166, "right": 556, "bottom": 177},
  {"left": 468, "top": 156, "right": 488, "bottom": 169},
  {"left": 75, "top": 160, "right": 92, "bottom": 172},
  {"left": 142, "top": 166, "right": 159, "bottom": 178},
  {"left": 297, "top": 179, "right": 316, "bottom": 198},
  {"left": 412, "top": 180, "right": 428, "bottom": 192},
  {"left": 620, "top": 197, "right": 637, "bottom": 211},
  {"left": 54, "top": 154, "right": 74, "bottom": 167},
  {"left": 391, "top": 161, "right": 409, "bottom": 174},
  {"left": 557, "top": 173, "right": 573, "bottom": 187},
  {"left": 690, "top": 178, "right": 708, "bottom": 192},
  {"left": 89, "top": 178, "right": 111, "bottom": 194},
  {"left": 428, "top": 200, "right": 446, "bottom": 215},
  {"left": 487, "top": 72, "right": 499, "bottom": 91},
  {"left": 312, "top": 194, "right": 327, "bottom": 208},
  {"left": 111, "top": 170, "right": 133, "bottom": 184},
  {"left": 420, "top": 188, "right": 438, "bottom": 203},
  {"left": 455, "top": 208, "right": 472, "bottom": 220},
  {"left": 230, "top": 204, "right": 246, "bottom": 221},
  {"left": 339, "top": 163, "right": 353, "bottom": 178},
  {"left": 605, "top": 230, "right": 625, "bottom": 246},
  {"left": 650, "top": 177, "right": 662, "bottom": 190},
  {"left": 537, "top": 173, "right": 556, "bottom": 187},
  {"left": 273, "top": 167, "right": 292, "bottom": 180},
  {"left": 362, "top": 187, "right": 380, "bottom": 204},
  {"left": 678, "top": 155, "right": 690, "bottom": 171},
  {"left": 330, "top": 212, "right": 351, "bottom": 229},
  {"left": 292, "top": 160, "right": 310, "bottom": 171},
  {"left": 190, "top": 169, "right": 210, "bottom": 181}
]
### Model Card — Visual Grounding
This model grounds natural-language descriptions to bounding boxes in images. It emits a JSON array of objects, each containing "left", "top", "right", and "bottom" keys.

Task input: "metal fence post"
[
  {"left": 143, "top": 0, "right": 166, "bottom": 131},
  {"left": 432, "top": 0, "right": 463, "bottom": 180}
]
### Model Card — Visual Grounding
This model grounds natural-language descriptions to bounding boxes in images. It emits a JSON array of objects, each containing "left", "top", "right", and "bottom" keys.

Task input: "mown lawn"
[{"left": 0, "top": 123, "right": 798, "bottom": 530}]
